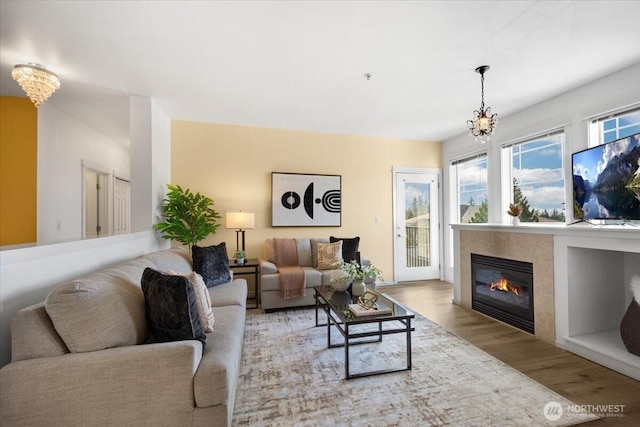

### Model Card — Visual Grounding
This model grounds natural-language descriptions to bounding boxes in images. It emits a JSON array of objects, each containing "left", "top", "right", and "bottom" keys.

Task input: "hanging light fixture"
[
  {"left": 467, "top": 65, "right": 498, "bottom": 144},
  {"left": 12, "top": 63, "right": 61, "bottom": 107}
]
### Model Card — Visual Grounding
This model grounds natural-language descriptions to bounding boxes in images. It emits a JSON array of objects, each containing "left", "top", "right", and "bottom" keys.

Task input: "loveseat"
[
  {"left": 260, "top": 237, "right": 368, "bottom": 311},
  {"left": 0, "top": 248, "right": 247, "bottom": 427}
]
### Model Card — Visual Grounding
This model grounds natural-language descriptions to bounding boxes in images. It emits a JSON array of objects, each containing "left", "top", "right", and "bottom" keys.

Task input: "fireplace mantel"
[{"left": 451, "top": 223, "right": 640, "bottom": 380}]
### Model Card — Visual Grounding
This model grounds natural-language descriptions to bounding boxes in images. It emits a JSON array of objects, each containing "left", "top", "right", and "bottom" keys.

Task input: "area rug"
[{"left": 232, "top": 308, "right": 597, "bottom": 426}]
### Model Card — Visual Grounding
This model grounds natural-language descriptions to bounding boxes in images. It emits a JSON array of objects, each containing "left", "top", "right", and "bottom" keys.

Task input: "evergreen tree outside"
[
  {"left": 538, "top": 208, "right": 566, "bottom": 222},
  {"left": 512, "top": 179, "right": 566, "bottom": 222},
  {"left": 406, "top": 194, "right": 428, "bottom": 219},
  {"left": 513, "top": 178, "right": 538, "bottom": 222},
  {"left": 469, "top": 197, "right": 488, "bottom": 223}
]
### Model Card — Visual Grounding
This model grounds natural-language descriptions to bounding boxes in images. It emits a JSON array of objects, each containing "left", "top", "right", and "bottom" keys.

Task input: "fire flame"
[{"left": 488, "top": 278, "right": 521, "bottom": 295}]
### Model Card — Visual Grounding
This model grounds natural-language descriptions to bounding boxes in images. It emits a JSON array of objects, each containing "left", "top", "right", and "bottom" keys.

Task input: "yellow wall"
[
  {"left": 0, "top": 96, "right": 37, "bottom": 246},
  {"left": 171, "top": 121, "right": 442, "bottom": 281}
]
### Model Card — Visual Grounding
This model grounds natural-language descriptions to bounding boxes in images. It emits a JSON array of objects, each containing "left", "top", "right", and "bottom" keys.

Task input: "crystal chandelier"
[
  {"left": 467, "top": 65, "right": 498, "bottom": 144},
  {"left": 12, "top": 63, "right": 61, "bottom": 107}
]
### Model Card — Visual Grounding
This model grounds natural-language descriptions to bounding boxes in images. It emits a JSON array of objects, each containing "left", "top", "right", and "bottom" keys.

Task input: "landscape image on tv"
[{"left": 572, "top": 132, "right": 640, "bottom": 220}]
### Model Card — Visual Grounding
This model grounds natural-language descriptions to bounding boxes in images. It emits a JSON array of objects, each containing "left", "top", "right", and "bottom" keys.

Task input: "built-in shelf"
[{"left": 563, "top": 330, "right": 640, "bottom": 380}]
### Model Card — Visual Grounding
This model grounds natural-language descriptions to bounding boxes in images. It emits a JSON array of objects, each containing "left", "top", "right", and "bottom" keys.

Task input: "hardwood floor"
[{"left": 379, "top": 280, "right": 640, "bottom": 426}]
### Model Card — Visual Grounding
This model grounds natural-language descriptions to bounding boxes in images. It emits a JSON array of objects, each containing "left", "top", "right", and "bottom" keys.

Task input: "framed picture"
[{"left": 271, "top": 172, "right": 341, "bottom": 226}]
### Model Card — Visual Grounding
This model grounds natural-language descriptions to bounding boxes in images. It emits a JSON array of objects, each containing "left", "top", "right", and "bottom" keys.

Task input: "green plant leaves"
[{"left": 153, "top": 184, "right": 221, "bottom": 248}]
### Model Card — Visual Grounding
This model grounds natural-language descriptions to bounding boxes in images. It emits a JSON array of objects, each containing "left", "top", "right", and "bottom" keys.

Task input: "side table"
[{"left": 229, "top": 258, "right": 260, "bottom": 309}]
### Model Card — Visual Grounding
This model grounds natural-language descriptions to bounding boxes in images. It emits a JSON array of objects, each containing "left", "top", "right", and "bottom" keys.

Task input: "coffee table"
[{"left": 313, "top": 285, "right": 415, "bottom": 380}]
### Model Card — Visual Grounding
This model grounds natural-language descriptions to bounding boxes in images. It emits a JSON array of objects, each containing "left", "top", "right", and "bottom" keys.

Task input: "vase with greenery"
[
  {"left": 331, "top": 260, "right": 383, "bottom": 293},
  {"left": 234, "top": 249, "right": 246, "bottom": 265},
  {"left": 153, "top": 184, "right": 221, "bottom": 251}
]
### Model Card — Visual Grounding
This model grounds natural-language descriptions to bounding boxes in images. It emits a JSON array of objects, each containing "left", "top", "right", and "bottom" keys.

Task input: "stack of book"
[{"left": 348, "top": 303, "right": 392, "bottom": 317}]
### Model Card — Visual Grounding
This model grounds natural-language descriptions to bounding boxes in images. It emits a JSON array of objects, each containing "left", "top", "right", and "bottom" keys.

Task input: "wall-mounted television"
[{"left": 572, "top": 132, "right": 640, "bottom": 221}]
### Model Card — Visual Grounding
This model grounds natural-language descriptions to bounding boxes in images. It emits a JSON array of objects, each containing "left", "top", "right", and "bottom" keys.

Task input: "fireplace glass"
[{"left": 471, "top": 254, "right": 534, "bottom": 334}]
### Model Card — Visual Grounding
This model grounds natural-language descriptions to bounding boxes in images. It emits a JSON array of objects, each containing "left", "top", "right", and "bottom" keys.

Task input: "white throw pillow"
[{"left": 167, "top": 270, "right": 215, "bottom": 332}]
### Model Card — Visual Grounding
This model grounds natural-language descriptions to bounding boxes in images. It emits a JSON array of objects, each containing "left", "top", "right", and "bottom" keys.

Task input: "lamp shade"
[{"left": 225, "top": 212, "right": 254, "bottom": 229}]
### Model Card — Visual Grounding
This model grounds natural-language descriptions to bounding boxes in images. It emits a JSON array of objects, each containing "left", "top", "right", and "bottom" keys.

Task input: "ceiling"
[{"left": 1, "top": 1, "right": 639, "bottom": 146}]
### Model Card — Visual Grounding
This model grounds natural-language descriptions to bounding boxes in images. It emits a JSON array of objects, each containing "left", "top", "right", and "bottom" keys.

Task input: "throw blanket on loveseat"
[{"left": 273, "top": 238, "right": 306, "bottom": 300}]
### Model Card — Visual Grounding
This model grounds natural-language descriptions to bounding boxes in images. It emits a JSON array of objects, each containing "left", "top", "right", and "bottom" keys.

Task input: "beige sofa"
[
  {"left": 0, "top": 248, "right": 247, "bottom": 427},
  {"left": 260, "top": 237, "right": 369, "bottom": 311}
]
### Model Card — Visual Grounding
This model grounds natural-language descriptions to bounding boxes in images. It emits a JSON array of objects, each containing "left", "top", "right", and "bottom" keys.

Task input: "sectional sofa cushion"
[
  {"left": 330, "top": 236, "right": 360, "bottom": 263},
  {"left": 142, "top": 268, "right": 206, "bottom": 346},
  {"left": 45, "top": 274, "right": 147, "bottom": 353},
  {"left": 143, "top": 248, "right": 193, "bottom": 273},
  {"left": 192, "top": 243, "right": 232, "bottom": 287}
]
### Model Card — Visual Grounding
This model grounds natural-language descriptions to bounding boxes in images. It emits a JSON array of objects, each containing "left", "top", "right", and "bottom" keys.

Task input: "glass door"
[{"left": 394, "top": 171, "right": 440, "bottom": 281}]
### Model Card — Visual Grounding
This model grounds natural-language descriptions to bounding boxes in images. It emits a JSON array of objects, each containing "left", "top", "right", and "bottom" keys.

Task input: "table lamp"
[{"left": 225, "top": 211, "right": 255, "bottom": 253}]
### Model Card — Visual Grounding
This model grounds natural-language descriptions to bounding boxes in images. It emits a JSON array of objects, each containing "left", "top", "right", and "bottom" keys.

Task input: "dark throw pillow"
[
  {"left": 192, "top": 243, "right": 232, "bottom": 287},
  {"left": 141, "top": 268, "right": 206, "bottom": 346},
  {"left": 330, "top": 236, "right": 360, "bottom": 263}
]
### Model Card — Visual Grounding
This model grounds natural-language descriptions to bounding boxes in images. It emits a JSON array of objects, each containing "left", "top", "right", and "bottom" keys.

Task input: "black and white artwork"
[{"left": 272, "top": 172, "right": 341, "bottom": 226}]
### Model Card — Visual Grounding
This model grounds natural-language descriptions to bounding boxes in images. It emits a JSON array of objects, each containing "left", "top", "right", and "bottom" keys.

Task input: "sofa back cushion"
[
  {"left": 295, "top": 238, "right": 312, "bottom": 267},
  {"left": 264, "top": 238, "right": 326, "bottom": 268},
  {"left": 45, "top": 271, "right": 147, "bottom": 353},
  {"left": 143, "top": 248, "right": 193, "bottom": 273}
]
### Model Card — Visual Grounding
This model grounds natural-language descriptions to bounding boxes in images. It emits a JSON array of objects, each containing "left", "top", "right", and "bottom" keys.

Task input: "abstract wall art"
[{"left": 271, "top": 172, "right": 341, "bottom": 226}]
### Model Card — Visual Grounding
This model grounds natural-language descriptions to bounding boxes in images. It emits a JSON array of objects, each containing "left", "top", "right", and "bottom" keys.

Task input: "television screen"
[{"left": 572, "top": 132, "right": 640, "bottom": 220}]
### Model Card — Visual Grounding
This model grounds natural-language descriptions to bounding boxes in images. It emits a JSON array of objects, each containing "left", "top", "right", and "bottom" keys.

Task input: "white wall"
[
  {"left": 151, "top": 101, "right": 171, "bottom": 225},
  {"left": 442, "top": 62, "right": 640, "bottom": 283},
  {"left": 37, "top": 104, "right": 130, "bottom": 243},
  {"left": 0, "top": 98, "right": 171, "bottom": 368}
]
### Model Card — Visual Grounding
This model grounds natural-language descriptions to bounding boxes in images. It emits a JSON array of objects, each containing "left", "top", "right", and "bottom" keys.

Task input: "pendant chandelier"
[
  {"left": 467, "top": 65, "right": 498, "bottom": 144},
  {"left": 12, "top": 63, "right": 61, "bottom": 107}
]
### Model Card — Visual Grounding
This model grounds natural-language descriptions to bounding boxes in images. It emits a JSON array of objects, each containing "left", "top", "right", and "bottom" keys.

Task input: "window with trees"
[
  {"left": 502, "top": 131, "right": 566, "bottom": 223},
  {"left": 452, "top": 154, "right": 488, "bottom": 224}
]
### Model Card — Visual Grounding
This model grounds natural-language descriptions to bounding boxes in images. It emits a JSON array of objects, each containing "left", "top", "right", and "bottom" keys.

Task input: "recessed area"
[{"left": 561, "top": 246, "right": 640, "bottom": 380}]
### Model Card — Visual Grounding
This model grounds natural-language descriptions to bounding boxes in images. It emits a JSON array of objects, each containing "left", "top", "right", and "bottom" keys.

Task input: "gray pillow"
[
  {"left": 192, "top": 243, "right": 232, "bottom": 287},
  {"left": 141, "top": 268, "right": 206, "bottom": 346}
]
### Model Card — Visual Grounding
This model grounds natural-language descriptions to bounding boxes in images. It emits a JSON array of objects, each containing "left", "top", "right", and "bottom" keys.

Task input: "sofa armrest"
[
  {"left": 1, "top": 341, "right": 203, "bottom": 425},
  {"left": 259, "top": 259, "right": 277, "bottom": 275}
]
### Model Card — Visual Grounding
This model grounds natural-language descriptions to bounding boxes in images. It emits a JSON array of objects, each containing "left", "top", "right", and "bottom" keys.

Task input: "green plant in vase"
[
  {"left": 234, "top": 249, "right": 246, "bottom": 265},
  {"left": 331, "top": 260, "right": 383, "bottom": 293},
  {"left": 153, "top": 184, "right": 221, "bottom": 251}
]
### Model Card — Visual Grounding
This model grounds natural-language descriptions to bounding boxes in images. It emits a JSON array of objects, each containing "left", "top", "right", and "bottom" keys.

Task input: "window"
[
  {"left": 590, "top": 108, "right": 640, "bottom": 146},
  {"left": 502, "top": 131, "right": 566, "bottom": 222},
  {"left": 452, "top": 154, "right": 488, "bottom": 224}
]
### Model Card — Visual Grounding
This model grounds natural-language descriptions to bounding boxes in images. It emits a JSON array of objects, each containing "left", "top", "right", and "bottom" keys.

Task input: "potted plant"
[
  {"left": 507, "top": 203, "right": 523, "bottom": 225},
  {"left": 331, "top": 260, "right": 383, "bottom": 295},
  {"left": 153, "top": 184, "right": 221, "bottom": 251},
  {"left": 234, "top": 249, "right": 246, "bottom": 265}
]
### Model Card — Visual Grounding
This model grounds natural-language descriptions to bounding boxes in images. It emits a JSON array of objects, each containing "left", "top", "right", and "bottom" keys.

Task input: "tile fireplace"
[{"left": 471, "top": 254, "right": 534, "bottom": 334}]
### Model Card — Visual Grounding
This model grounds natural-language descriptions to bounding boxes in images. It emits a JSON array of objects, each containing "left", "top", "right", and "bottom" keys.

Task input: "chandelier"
[
  {"left": 467, "top": 65, "right": 498, "bottom": 144},
  {"left": 12, "top": 63, "right": 61, "bottom": 107}
]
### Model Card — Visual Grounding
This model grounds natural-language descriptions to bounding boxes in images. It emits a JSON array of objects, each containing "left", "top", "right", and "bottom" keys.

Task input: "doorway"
[
  {"left": 83, "top": 168, "right": 109, "bottom": 238},
  {"left": 114, "top": 177, "right": 131, "bottom": 235},
  {"left": 393, "top": 168, "right": 441, "bottom": 282}
]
